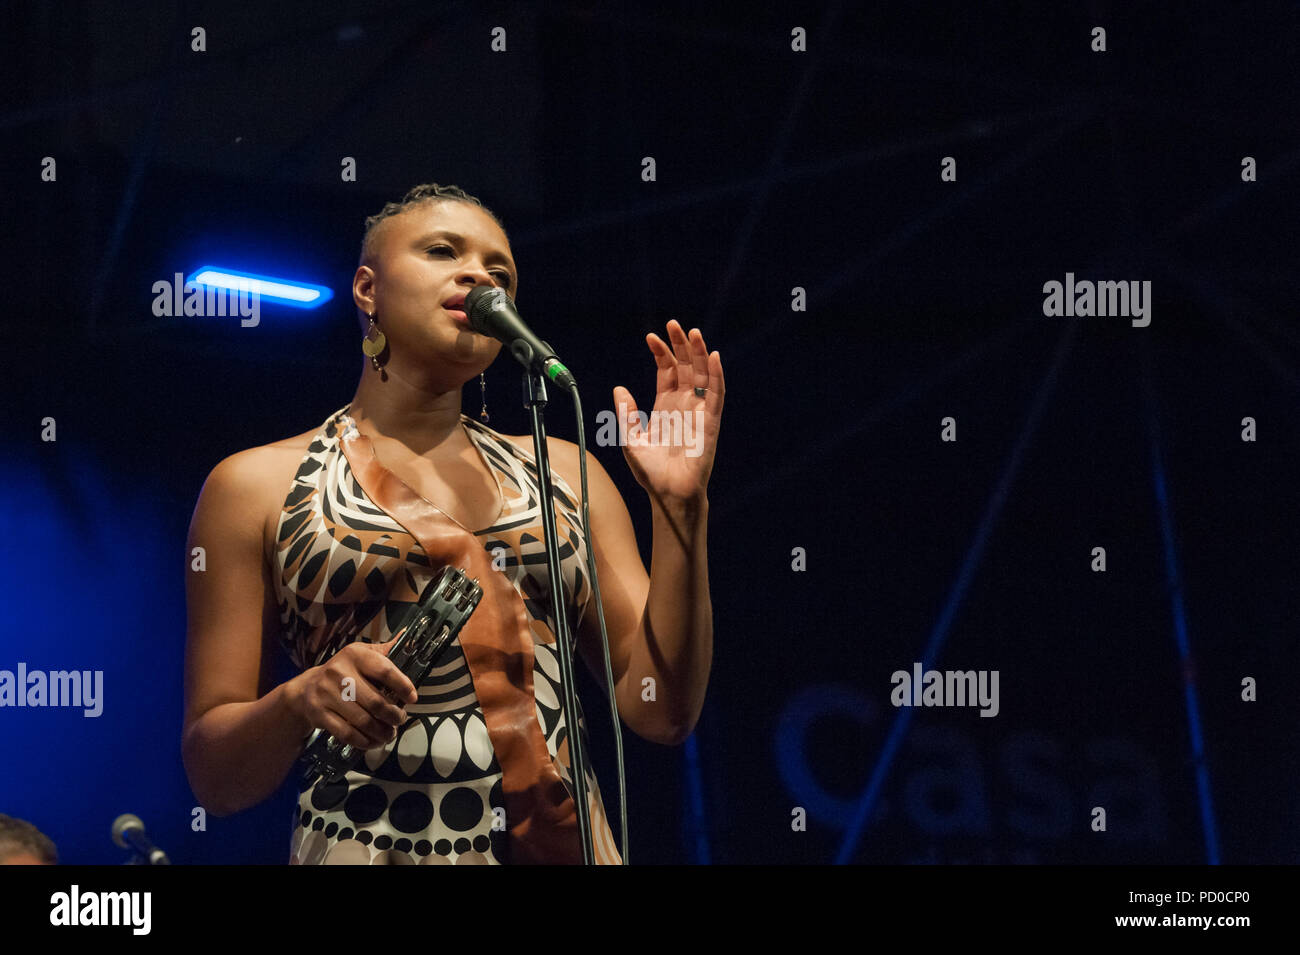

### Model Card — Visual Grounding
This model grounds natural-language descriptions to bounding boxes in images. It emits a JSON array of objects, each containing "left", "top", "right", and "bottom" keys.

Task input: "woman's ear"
[{"left": 353, "top": 265, "right": 376, "bottom": 324}]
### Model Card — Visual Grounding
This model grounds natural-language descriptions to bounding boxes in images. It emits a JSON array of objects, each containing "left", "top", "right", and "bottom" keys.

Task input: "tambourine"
[{"left": 300, "top": 565, "right": 483, "bottom": 785}]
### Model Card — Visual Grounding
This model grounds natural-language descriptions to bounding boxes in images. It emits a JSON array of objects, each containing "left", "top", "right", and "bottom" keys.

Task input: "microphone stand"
[{"left": 522, "top": 366, "right": 595, "bottom": 864}]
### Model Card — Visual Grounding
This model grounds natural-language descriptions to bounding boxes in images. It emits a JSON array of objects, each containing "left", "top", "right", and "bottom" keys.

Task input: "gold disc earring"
[{"left": 362, "top": 313, "right": 387, "bottom": 371}]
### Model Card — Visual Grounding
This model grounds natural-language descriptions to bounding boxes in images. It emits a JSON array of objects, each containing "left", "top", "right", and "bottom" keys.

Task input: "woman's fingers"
[
  {"left": 707, "top": 349, "right": 725, "bottom": 412},
  {"left": 316, "top": 711, "right": 371, "bottom": 750},
  {"left": 646, "top": 333, "right": 678, "bottom": 393},
  {"left": 320, "top": 696, "right": 394, "bottom": 749},
  {"left": 367, "top": 636, "right": 419, "bottom": 703},
  {"left": 354, "top": 677, "right": 408, "bottom": 731},
  {"left": 355, "top": 644, "right": 417, "bottom": 707},
  {"left": 666, "top": 320, "right": 693, "bottom": 366},
  {"left": 654, "top": 320, "right": 716, "bottom": 395},
  {"left": 686, "top": 327, "right": 710, "bottom": 392}
]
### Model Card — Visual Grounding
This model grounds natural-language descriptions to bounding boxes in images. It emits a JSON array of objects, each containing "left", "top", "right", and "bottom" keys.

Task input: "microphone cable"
[{"left": 569, "top": 386, "right": 629, "bottom": 865}]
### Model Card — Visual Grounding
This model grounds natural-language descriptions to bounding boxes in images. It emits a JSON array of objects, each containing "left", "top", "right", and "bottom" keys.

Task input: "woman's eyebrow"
[{"left": 414, "top": 230, "right": 515, "bottom": 269}]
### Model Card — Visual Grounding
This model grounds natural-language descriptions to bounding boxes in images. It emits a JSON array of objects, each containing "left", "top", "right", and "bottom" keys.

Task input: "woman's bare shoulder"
[
  {"left": 195, "top": 423, "right": 332, "bottom": 561},
  {"left": 210, "top": 424, "right": 324, "bottom": 482},
  {"left": 261, "top": 424, "right": 331, "bottom": 456}
]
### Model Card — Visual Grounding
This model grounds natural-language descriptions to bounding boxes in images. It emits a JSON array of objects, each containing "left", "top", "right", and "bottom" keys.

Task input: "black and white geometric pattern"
[{"left": 275, "top": 405, "right": 621, "bottom": 864}]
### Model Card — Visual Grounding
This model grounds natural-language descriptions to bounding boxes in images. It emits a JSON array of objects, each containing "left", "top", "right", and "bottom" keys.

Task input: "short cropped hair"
[
  {"left": 0, "top": 814, "right": 58, "bottom": 864},
  {"left": 360, "top": 183, "right": 507, "bottom": 266}
]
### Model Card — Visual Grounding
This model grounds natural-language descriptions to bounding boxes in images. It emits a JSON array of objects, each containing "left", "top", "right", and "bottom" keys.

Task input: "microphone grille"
[
  {"left": 111, "top": 813, "right": 143, "bottom": 848},
  {"left": 465, "top": 286, "right": 512, "bottom": 334}
]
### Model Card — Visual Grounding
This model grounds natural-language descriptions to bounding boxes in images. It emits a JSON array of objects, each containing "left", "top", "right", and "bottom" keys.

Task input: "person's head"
[
  {"left": 354, "top": 183, "right": 517, "bottom": 392},
  {"left": 0, "top": 814, "right": 57, "bottom": 865}
]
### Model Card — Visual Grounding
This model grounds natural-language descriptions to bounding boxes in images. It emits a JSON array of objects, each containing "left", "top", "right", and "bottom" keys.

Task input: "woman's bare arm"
[
  {"left": 182, "top": 448, "right": 417, "bottom": 817},
  {"left": 181, "top": 449, "right": 313, "bottom": 817}
]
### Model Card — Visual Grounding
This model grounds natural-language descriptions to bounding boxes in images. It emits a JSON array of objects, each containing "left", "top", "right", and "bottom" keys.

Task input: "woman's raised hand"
[{"left": 612, "top": 320, "right": 724, "bottom": 504}]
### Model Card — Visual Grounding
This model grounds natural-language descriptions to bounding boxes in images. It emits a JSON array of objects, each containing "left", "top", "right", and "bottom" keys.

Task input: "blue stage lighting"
[{"left": 186, "top": 266, "right": 334, "bottom": 309}]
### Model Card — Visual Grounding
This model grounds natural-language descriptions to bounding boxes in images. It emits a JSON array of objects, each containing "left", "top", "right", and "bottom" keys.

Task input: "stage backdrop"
[{"left": 3, "top": 0, "right": 1297, "bottom": 864}]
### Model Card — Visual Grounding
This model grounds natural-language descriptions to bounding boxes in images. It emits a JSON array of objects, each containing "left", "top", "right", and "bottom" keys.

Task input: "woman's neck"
[{"left": 346, "top": 360, "right": 468, "bottom": 455}]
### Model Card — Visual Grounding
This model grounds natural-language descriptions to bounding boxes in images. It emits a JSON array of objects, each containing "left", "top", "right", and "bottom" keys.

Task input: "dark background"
[{"left": 2, "top": 1, "right": 1297, "bottom": 864}]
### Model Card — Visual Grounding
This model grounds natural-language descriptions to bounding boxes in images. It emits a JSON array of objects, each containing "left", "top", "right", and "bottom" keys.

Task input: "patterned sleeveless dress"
[{"left": 274, "top": 404, "right": 622, "bottom": 864}]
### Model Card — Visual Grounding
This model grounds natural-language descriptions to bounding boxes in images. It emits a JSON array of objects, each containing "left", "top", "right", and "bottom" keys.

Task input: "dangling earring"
[
  {"left": 362, "top": 313, "right": 387, "bottom": 372},
  {"left": 479, "top": 372, "right": 490, "bottom": 423}
]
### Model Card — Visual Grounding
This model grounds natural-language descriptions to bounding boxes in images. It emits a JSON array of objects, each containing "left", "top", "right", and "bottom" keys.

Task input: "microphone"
[
  {"left": 111, "top": 814, "right": 171, "bottom": 865},
  {"left": 465, "top": 286, "right": 576, "bottom": 392}
]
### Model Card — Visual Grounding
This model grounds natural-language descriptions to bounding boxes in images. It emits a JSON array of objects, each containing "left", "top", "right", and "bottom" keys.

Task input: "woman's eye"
[{"left": 428, "top": 247, "right": 511, "bottom": 287}]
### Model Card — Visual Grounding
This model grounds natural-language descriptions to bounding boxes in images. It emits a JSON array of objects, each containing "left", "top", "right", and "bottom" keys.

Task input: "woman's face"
[{"left": 354, "top": 200, "right": 517, "bottom": 384}]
